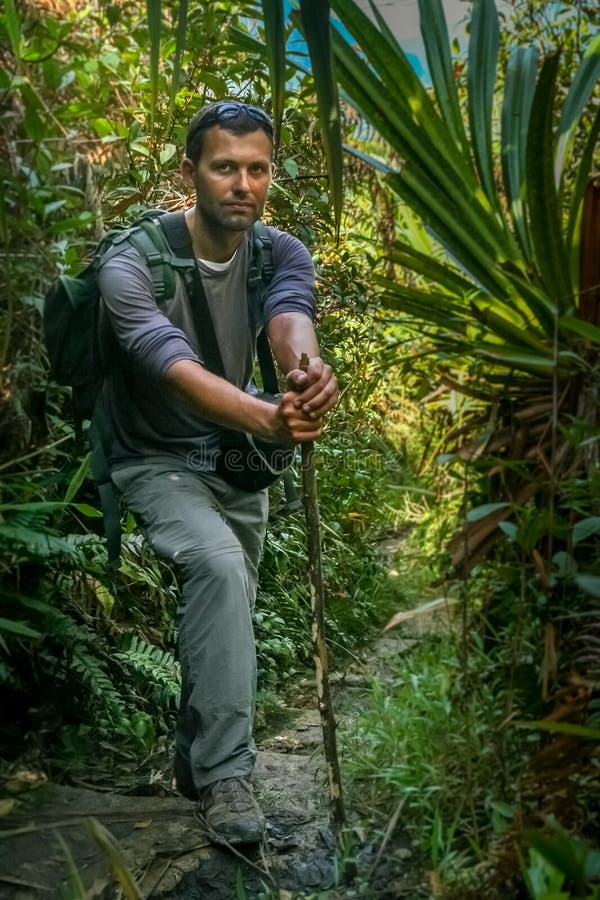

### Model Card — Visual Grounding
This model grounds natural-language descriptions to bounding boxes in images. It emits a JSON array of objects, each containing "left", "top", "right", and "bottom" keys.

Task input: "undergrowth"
[{"left": 337, "top": 460, "right": 600, "bottom": 899}]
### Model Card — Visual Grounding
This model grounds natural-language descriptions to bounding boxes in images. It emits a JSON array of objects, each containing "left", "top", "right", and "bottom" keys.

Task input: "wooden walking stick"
[{"left": 299, "top": 353, "right": 345, "bottom": 829}]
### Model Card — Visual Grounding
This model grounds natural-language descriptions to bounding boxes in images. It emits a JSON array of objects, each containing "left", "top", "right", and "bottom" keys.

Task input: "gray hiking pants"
[{"left": 111, "top": 463, "right": 269, "bottom": 791}]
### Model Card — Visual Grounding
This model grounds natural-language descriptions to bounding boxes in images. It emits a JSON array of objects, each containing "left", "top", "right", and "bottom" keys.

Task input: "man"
[{"left": 97, "top": 101, "right": 338, "bottom": 845}]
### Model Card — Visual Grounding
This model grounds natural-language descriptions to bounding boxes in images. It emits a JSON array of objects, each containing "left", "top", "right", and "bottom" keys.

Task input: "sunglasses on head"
[{"left": 198, "top": 102, "right": 273, "bottom": 135}]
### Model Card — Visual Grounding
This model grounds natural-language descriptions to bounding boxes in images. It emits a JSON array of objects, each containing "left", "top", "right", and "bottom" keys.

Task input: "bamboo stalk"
[{"left": 299, "top": 353, "right": 345, "bottom": 829}]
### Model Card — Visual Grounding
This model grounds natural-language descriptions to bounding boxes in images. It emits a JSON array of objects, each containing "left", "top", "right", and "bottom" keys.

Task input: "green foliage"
[
  {"left": 524, "top": 823, "right": 600, "bottom": 900},
  {"left": 342, "top": 631, "right": 520, "bottom": 869}
]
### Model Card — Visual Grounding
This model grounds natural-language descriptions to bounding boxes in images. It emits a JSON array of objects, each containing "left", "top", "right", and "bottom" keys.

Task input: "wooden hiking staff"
[{"left": 299, "top": 353, "right": 345, "bottom": 829}]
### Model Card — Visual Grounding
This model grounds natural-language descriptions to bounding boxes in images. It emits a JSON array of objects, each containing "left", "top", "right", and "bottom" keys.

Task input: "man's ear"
[{"left": 181, "top": 157, "right": 195, "bottom": 185}]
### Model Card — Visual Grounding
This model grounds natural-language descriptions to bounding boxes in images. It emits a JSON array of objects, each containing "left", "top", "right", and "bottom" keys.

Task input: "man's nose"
[{"left": 234, "top": 169, "right": 251, "bottom": 193}]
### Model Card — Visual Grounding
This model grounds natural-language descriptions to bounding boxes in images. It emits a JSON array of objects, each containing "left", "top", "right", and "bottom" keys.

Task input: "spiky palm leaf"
[{"left": 265, "top": 0, "right": 600, "bottom": 568}]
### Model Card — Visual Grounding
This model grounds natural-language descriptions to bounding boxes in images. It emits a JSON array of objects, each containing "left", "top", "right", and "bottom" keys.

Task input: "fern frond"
[{"left": 116, "top": 635, "right": 180, "bottom": 709}]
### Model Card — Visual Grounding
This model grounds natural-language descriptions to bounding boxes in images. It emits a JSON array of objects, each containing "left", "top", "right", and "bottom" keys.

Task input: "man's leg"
[{"left": 112, "top": 464, "right": 268, "bottom": 799}]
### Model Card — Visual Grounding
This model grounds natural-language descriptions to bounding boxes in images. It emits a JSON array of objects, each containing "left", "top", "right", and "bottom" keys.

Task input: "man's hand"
[
  {"left": 262, "top": 356, "right": 338, "bottom": 445},
  {"left": 285, "top": 356, "right": 339, "bottom": 420}
]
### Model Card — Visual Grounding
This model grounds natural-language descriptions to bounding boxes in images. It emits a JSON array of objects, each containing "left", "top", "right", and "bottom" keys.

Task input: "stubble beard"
[{"left": 197, "top": 198, "right": 261, "bottom": 235}]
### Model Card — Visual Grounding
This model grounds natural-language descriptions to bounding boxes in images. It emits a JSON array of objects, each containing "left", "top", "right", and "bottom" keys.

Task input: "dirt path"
[{"left": 0, "top": 634, "right": 429, "bottom": 899}]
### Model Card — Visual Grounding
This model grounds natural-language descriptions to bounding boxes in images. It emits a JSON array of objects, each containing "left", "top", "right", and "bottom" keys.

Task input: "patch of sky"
[{"left": 282, "top": 0, "right": 470, "bottom": 86}]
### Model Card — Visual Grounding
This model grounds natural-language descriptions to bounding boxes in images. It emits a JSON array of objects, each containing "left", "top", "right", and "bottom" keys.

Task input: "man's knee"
[{"left": 176, "top": 543, "right": 246, "bottom": 590}]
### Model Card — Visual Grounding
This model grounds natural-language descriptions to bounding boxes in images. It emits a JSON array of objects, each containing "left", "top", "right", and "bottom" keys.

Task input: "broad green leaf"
[
  {"left": 555, "top": 33, "right": 600, "bottom": 185},
  {"left": 467, "top": 0, "right": 500, "bottom": 209},
  {"left": 499, "top": 521, "right": 518, "bottom": 541},
  {"left": 130, "top": 141, "right": 150, "bottom": 157},
  {"left": 262, "top": 0, "right": 286, "bottom": 149},
  {"left": 526, "top": 829, "right": 593, "bottom": 895},
  {"left": 282, "top": 157, "right": 299, "bottom": 178},
  {"left": 517, "top": 720, "right": 600, "bottom": 740},
  {"left": 559, "top": 315, "right": 600, "bottom": 346},
  {"left": 526, "top": 54, "right": 572, "bottom": 310},
  {"left": 299, "top": 0, "right": 343, "bottom": 240},
  {"left": 0, "top": 618, "right": 42, "bottom": 639},
  {"left": 90, "top": 117, "right": 117, "bottom": 138},
  {"left": 3, "top": 0, "right": 21, "bottom": 59},
  {"left": 146, "top": 0, "right": 161, "bottom": 131},
  {"left": 417, "top": 0, "right": 470, "bottom": 158},
  {"left": 0, "top": 501, "right": 69, "bottom": 513},
  {"left": 572, "top": 517, "right": 600, "bottom": 546},
  {"left": 501, "top": 46, "right": 539, "bottom": 262},
  {"left": 466, "top": 502, "right": 510, "bottom": 523},
  {"left": 73, "top": 503, "right": 103, "bottom": 518},
  {"left": 575, "top": 574, "right": 600, "bottom": 598},
  {"left": 159, "top": 144, "right": 177, "bottom": 166},
  {"left": 4, "top": 591, "right": 62, "bottom": 617},
  {"left": 64, "top": 452, "right": 91, "bottom": 503}
]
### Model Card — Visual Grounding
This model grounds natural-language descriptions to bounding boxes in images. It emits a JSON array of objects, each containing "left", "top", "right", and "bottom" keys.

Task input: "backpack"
[{"left": 43, "top": 210, "right": 281, "bottom": 565}]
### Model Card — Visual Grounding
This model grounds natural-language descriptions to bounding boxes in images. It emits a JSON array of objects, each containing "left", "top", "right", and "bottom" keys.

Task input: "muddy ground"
[{"left": 0, "top": 635, "right": 433, "bottom": 899}]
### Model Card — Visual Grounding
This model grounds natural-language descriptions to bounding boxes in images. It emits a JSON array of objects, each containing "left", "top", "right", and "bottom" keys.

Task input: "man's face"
[{"left": 183, "top": 125, "right": 273, "bottom": 232}]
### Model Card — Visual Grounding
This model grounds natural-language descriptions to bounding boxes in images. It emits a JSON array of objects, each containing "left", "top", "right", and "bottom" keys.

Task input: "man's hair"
[{"left": 185, "top": 101, "right": 274, "bottom": 164}]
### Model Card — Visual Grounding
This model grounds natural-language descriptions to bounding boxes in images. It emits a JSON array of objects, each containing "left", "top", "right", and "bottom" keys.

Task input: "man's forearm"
[
  {"left": 267, "top": 312, "right": 319, "bottom": 376},
  {"left": 164, "top": 357, "right": 324, "bottom": 444},
  {"left": 164, "top": 359, "right": 274, "bottom": 438}
]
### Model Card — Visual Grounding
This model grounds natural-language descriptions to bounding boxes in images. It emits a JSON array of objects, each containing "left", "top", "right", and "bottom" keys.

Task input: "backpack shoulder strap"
[
  {"left": 249, "top": 221, "right": 274, "bottom": 289},
  {"left": 96, "top": 211, "right": 194, "bottom": 306},
  {"left": 249, "top": 223, "right": 280, "bottom": 395}
]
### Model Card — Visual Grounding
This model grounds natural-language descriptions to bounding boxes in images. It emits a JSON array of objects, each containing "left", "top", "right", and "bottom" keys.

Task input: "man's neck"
[{"left": 184, "top": 208, "right": 246, "bottom": 263}]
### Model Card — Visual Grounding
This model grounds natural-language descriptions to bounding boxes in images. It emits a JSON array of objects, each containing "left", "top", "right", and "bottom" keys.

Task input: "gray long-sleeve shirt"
[{"left": 97, "top": 224, "right": 315, "bottom": 471}]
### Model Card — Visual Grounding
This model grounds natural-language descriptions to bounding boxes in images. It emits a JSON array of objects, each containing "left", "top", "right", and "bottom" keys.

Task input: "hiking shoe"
[{"left": 196, "top": 777, "right": 266, "bottom": 845}]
